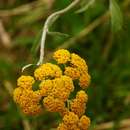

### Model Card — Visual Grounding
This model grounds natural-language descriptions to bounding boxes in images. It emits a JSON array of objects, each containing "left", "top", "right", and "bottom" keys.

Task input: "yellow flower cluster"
[
  {"left": 64, "top": 67, "right": 80, "bottom": 80},
  {"left": 42, "top": 76, "right": 74, "bottom": 113},
  {"left": 17, "top": 75, "right": 35, "bottom": 90},
  {"left": 53, "top": 49, "right": 70, "bottom": 64},
  {"left": 53, "top": 49, "right": 91, "bottom": 89},
  {"left": 70, "top": 91, "right": 88, "bottom": 117},
  {"left": 13, "top": 82, "right": 42, "bottom": 115},
  {"left": 57, "top": 112, "right": 90, "bottom": 130},
  {"left": 43, "top": 96, "right": 65, "bottom": 112},
  {"left": 13, "top": 49, "right": 91, "bottom": 129},
  {"left": 34, "top": 63, "right": 62, "bottom": 80}
]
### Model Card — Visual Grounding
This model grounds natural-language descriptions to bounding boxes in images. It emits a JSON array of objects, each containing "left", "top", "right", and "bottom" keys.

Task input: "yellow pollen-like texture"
[
  {"left": 17, "top": 75, "right": 35, "bottom": 90},
  {"left": 64, "top": 67, "right": 80, "bottom": 80},
  {"left": 22, "top": 104, "right": 42, "bottom": 115},
  {"left": 70, "top": 99, "right": 86, "bottom": 117},
  {"left": 70, "top": 91, "right": 88, "bottom": 117},
  {"left": 53, "top": 49, "right": 71, "bottom": 64},
  {"left": 63, "top": 112, "right": 79, "bottom": 129},
  {"left": 71, "top": 53, "right": 88, "bottom": 72},
  {"left": 39, "top": 79, "right": 53, "bottom": 96},
  {"left": 39, "top": 75, "right": 74, "bottom": 102},
  {"left": 43, "top": 96, "right": 65, "bottom": 112},
  {"left": 51, "top": 76, "right": 74, "bottom": 101},
  {"left": 13, "top": 49, "right": 91, "bottom": 129},
  {"left": 79, "top": 73, "right": 91, "bottom": 89},
  {"left": 13, "top": 88, "right": 42, "bottom": 115},
  {"left": 63, "top": 112, "right": 79, "bottom": 124},
  {"left": 13, "top": 87, "right": 23, "bottom": 104},
  {"left": 76, "top": 90, "right": 88, "bottom": 103},
  {"left": 34, "top": 63, "right": 62, "bottom": 80},
  {"left": 53, "top": 49, "right": 91, "bottom": 89}
]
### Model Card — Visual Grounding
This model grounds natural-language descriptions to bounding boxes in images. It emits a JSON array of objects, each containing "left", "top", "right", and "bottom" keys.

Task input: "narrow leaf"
[
  {"left": 47, "top": 31, "right": 69, "bottom": 38},
  {"left": 109, "top": 0, "right": 123, "bottom": 32},
  {"left": 76, "top": 0, "right": 95, "bottom": 13}
]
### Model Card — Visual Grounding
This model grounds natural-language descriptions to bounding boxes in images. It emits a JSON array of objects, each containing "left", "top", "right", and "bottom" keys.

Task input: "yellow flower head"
[
  {"left": 70, "top": 98, "right": 86, "bottom": 117},
  {"left": 17, "top": 75, "right": 35, "bottom": 90},
  {"left": 22, "top": 104, "right": 42, "bottom": 115},
  {"left": 13, "top": 88, "right": 42, "bottom": 115},
  {"left": 43, "top": 96, "right": 65, "bottom": 112},
  {"left": 34, "top": 63, "right": 62, "bottom": 80},
  {"left": 20, "top": 90, "right": 41, "bottom": 107},
  {"left": 51, "top": 76, "right": 74, "bottom": 101},
  {"left": 76, "top": 90, "right": 88, "bottom": 103},
  {"left": 62, "top": 76, "right": 74, "bottom": 92},
  {"left": 13, "top": 49, "right": 91, "bottom": 128},
  {"left": 70, "top": 91, "right": 88, "bottom": 117},
  {"left": 78, "top": 115, "right": 91, "bottom": 130},
  {"left": 63, "top": 112, "right": 79, "bottom": 127},
  {"left": 71, "top": 53, "right": 88, "bottom": 72},
  {"left": 39, "top": 79, "right": 53, "bottom": 97},
  {"left": 64, "top": 67, "right": 80, "bottom": 80},
  {"left": 79, "top": 73, "right": 91, "bottom": 89},
  {"left": 53, "top": 49, "right": 70, "bottom": 64},
  {"left": 13, "top": 87, "right": 23, "bottom": 104},
  {"left": 51, "top": 78, "right": 68, "bottom": 101}
]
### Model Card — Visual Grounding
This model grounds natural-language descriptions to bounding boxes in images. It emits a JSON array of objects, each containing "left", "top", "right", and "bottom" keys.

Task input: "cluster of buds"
[{"left": 13, "top": 49, "right": 91, "bottom": 130}]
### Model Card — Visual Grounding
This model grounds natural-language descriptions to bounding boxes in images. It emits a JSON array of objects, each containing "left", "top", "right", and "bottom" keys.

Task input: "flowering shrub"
[{"left": 13, "top": 49, "right": 91, "bottom": 130}]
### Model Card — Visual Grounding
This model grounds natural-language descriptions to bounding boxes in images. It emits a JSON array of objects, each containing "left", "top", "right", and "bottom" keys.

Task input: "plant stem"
[{"left": 37, "top": 0, "right": 80, "bottom": 65}]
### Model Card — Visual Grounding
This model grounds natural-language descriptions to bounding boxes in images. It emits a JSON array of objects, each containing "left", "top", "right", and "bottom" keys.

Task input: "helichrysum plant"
[{"left": 12, "top": 0, "right": 97, "bottom": 129}]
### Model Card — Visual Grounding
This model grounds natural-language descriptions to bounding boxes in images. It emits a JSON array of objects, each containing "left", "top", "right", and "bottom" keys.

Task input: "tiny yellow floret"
[
  {"left": 17, "top": 75, "right": 35, "bottom": 90},
  {"left": 62, "top": 76, "right": 74, "bottom": 92},
  {"left": 63, "top": 112, "right": 79, "bottom": 127},
  {"left": 64, "top": 67, "right": 80, "bottom": 80},
  {"left": 22, "top": 104, "right": 42, "bottom": 115},
  {"left": 39, "top": 79, "right": 53, "bottom": 96},
  {"left": 53, "top": 49, "right": 70, "bottom": 64},
  {"left": 13, "top": 89, "right": 42, "bottom": 115},
  {"left": 70, "top": 90, "right": 88, "bottom": 117},
  {"left": 70, "top": 98, "right": 86, "bottom": 117},
  {"left": 52, "top": 77, "right": 70, "bottom": 101},
  {"left": 71, "top": 53, "right": 88, "bottom": 72},
  {"left": 43, "top": 96, "right": 65, "bottom": 112},
  {"left": 76, "top": 90, "right": 88, "bottom": 103},
  {"left": 79, "top": 73, "right": 91, "bottom": 89},
  {"left": 34, "top": 63, "right": 62, "bottom": 80},
  {"left": 13, "top": 87, "right": 23, "bottom": 104}
]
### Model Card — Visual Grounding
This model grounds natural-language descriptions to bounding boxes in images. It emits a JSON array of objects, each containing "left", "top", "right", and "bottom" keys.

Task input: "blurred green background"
[{"left": 0, "top": 0, "right": 130, "bottom": 130}]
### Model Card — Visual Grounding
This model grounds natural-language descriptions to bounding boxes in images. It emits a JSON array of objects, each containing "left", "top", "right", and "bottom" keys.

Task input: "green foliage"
[{"left": 0, "top": 0, "right": 130, "bottom": 130}]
